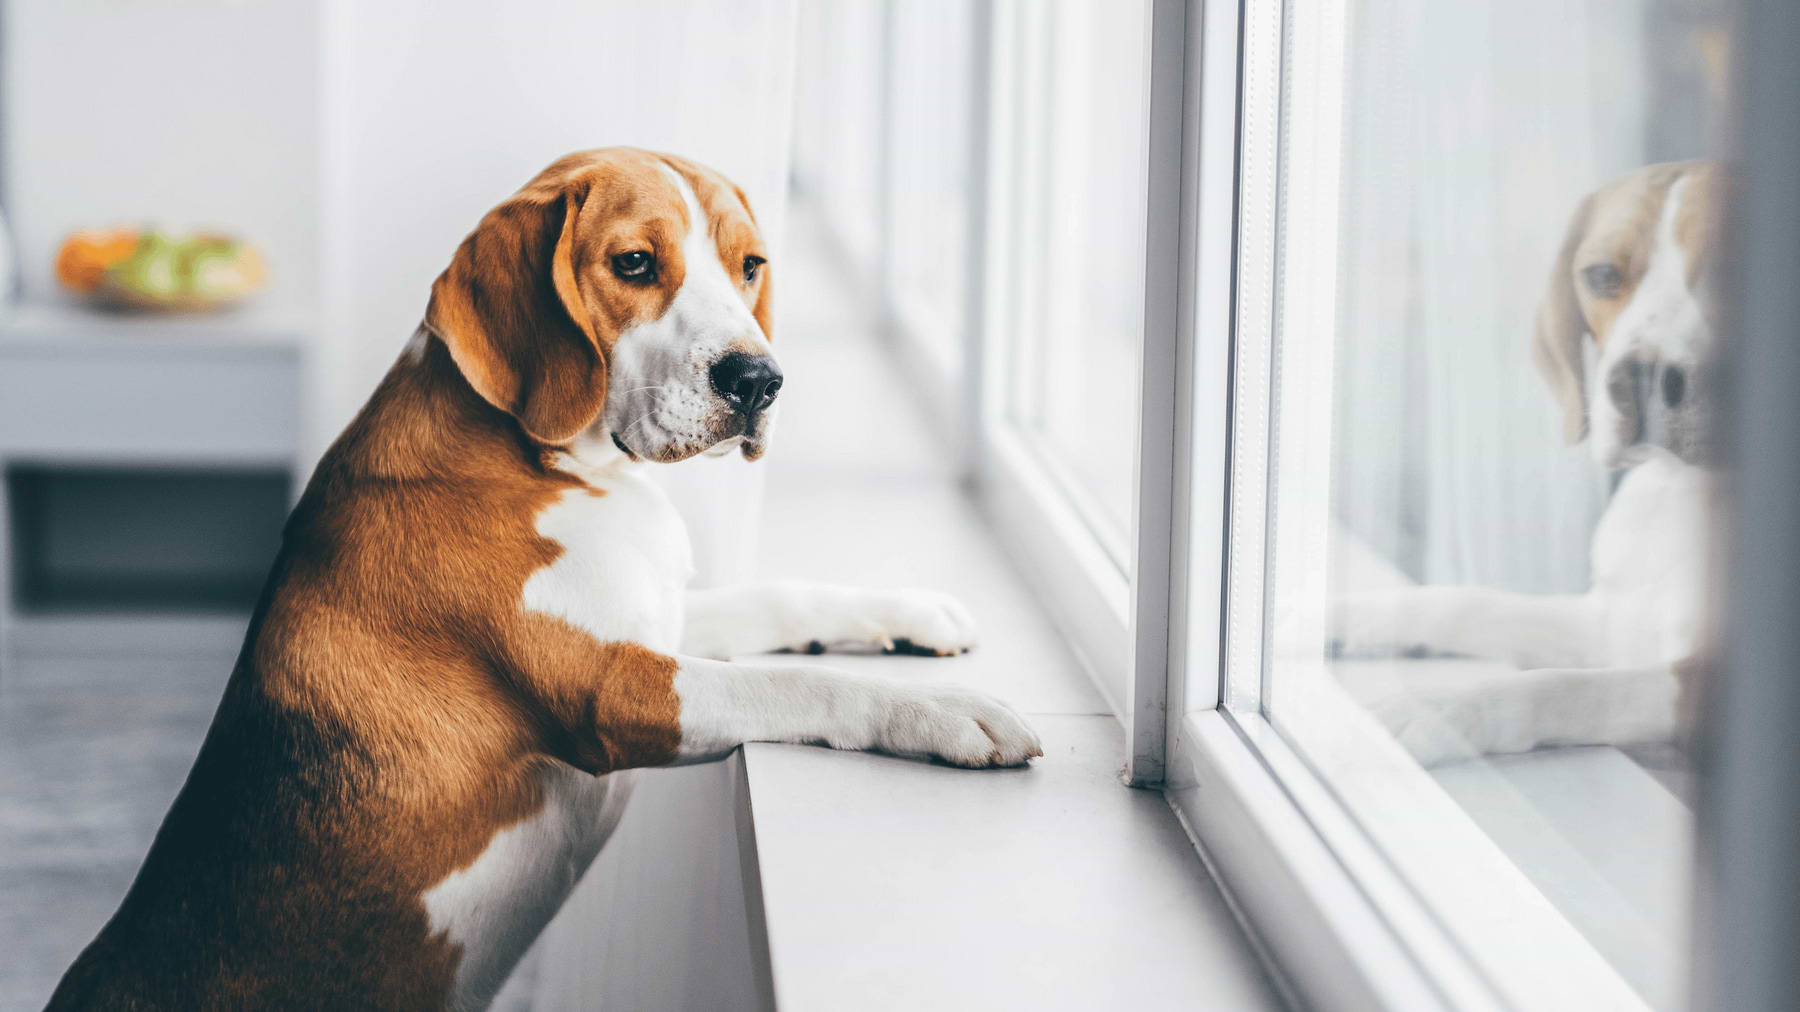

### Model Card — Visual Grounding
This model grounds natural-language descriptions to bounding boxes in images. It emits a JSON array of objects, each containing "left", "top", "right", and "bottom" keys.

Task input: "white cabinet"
[{"left": 0, "top": 304, "right": 304, "bottom": 668}]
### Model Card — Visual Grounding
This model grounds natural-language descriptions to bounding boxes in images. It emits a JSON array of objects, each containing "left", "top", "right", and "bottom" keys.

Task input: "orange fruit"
[{"left": 55, "top": 229, "right": 141, "bottom": 293}]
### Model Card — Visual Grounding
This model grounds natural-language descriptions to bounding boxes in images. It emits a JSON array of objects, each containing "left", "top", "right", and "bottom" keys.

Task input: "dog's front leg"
[
  {"left": 667, "top": 655, "right": 1040, "bottom": 767},
  {"left": 504, "top": 630, "right": 1036, "bottom": 773},
  {"left": 682, "top": 582, "right": 977, "bottom": 659},
  {"left": 1332, "top": 586, "right": 1608, "bottom": 669},
  {"left": 1368, "top": 661, "right": 1679, "bottom": 766}
]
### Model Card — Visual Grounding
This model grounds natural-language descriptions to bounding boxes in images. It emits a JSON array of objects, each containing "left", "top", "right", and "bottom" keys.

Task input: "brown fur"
[
  {"left": 1531, "top": 160, "right": 1717, "bottom": 443},
  {"left": 48, "top": 148, "right": 766, "bottom": 1010}
]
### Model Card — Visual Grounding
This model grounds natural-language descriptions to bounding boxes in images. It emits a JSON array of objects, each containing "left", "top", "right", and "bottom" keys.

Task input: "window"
[
  {"left": 792, "top": 2, "right": 1782, "bottom": 1006},
  {"left": 991, "top": 0, "right": 1152, "bottom": 561},
  {"left": 792, "top": 0, "right": 1154, "bottom": 712},
  {"left": 1177, "top": 0, "right": 1732, "bottom": 1008},
  {"left": 976, "top": 0, "right": 1154, "bottom": 708},
  {"left": 881, "top": 0, "right": 979, "bottom": 385},
  {"left": 790, "top": 2, "right": 887, "bottom": 277}
]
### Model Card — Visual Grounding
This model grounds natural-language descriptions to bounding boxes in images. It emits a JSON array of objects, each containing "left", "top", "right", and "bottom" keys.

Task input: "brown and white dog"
[
  {"left": 1334, "top": 160, "right": 1726, "bottom": 764},
  {"left": 49, "top": 148, "right": 1040, "bottom": 1010}
]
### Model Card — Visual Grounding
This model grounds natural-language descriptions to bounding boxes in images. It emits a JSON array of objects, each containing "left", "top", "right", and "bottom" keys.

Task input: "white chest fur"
[
  {"left": 423, "top": 765, "right": 638, "bottom": 1011},
  {"left": 1589, "top": 453, "right": 1711, "bottom": 665},
  {"left": 424, "top": 455, "right": 693, "bottom": 1009},
  {"left": 520, "top": 458, "right": 694, "bottom": 652}
]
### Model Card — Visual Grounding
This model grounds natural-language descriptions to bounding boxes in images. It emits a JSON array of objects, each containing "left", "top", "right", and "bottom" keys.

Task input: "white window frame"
[
  {"left": 1146, "top": 1, "right": 1662, "bottom": 1009},
  {"left": 1703, "top": 8, "right": 1800, "bottom": 1008}
]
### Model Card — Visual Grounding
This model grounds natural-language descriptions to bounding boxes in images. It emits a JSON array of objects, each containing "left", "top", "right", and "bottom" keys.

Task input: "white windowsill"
[
  {"left": 1432, "top": 744, "right": 1692, "bottom": 1009},
  {"left": 741, "top": 717, "right": 1275, "bottom": 1011}
]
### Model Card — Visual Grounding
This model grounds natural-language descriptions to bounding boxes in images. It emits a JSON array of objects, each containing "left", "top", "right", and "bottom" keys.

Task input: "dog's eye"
[
  {"left": 1582, "top": 263, "right": 1624, "bottom": 298},
  {"left": 743, "top": 256, "right": 766, "bottom": 284},
  {"left": 612, "top": 251, "right": 655, "bottom": 280}
]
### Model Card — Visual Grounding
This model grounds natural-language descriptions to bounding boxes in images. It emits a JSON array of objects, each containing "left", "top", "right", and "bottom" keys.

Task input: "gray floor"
[{"left": 1, "top": 652, "right": 237, "bottom": 1011}]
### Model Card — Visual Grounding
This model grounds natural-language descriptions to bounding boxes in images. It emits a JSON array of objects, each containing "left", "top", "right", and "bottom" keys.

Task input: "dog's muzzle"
[{"left": 1605, "top": 351, "right": 1711, "bottom": 465}]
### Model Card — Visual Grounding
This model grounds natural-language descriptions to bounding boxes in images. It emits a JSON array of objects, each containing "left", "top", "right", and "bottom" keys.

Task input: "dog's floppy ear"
[
  {"left": 426, "top": 177, "right": 604, "bottom": 444},
  {"left": 1531, "top": 194, "right": 1597, "bottom": 444}
]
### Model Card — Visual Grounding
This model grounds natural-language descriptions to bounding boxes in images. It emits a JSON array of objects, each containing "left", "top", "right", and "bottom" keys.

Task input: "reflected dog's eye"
[
  {"left": 612, "top": 251, "right": 655, "bottom": 280},
  {"left": 743, "top": 256, "right": 766, "bottom": 284},
  {"left": 1582, "top": 263, "right": 1624, "bottom": 298}
]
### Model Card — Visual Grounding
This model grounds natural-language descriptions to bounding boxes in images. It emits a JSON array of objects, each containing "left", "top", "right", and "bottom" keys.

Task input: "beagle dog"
[
  {"left": 1333, "top": 160, "right": 1725, "bottom": 765},
  {"left": 49, "top": 148, "right": 1040, "bottom": 1011}
]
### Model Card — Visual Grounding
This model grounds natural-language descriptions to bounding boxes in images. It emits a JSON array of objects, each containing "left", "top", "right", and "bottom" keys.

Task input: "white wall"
[
  {"left": 2, "top": 0, "right": 321, "bottom": 319},
  {"left": 528, "top": 759, "right": 770, "bottom": 1012}
]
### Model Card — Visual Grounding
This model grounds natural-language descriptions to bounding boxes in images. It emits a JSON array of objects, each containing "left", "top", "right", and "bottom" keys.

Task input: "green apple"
[{"left": 108, "top": 230, "right": 182, "bottom": 299}]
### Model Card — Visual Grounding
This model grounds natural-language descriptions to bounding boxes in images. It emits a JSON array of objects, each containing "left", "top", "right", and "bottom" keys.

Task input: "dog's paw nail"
[{"left": 887, "top": 637, "right": 943, "bottom": 657}]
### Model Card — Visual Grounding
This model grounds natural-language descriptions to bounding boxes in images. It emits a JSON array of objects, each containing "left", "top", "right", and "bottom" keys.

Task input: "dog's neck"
[
  {"left": 558, "top": 425, "right": 639, "bottom": 483},
  {"left": 312, "top": 330, "right": 565, "bottom": 492}
]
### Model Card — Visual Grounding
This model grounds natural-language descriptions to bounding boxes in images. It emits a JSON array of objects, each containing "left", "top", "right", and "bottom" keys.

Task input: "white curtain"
[{"left": 1331, "top": 0, "right": 1655, "bottom": 593}]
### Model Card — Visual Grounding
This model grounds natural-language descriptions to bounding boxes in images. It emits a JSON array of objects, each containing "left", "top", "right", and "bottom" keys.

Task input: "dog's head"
[
  {"left": 1533, "top": 160, "right": 1728, "bottom": 468},
  {"left": 425, "top": 147, "right": 779, "bottom": 462}
]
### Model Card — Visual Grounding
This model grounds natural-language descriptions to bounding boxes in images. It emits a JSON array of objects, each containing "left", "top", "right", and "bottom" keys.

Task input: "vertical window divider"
[
  {"left": 974, "top": 0, "right": 1021, "bottom": 457},
  {"left": 1125, "top": 0, "right": 1200, "bottom": 786},
  {"left": 1221, "top": 0, "right": 1284, "bottom": 718},
  {"left": 1703, "top": 2, "right": 1800, "bottom": 1005},
  {"left": 957, "top": 0, "right": 998, "bottom": 480},
  {"left": 1179, "top": 0, "right": 1251, "bottom": 732}
]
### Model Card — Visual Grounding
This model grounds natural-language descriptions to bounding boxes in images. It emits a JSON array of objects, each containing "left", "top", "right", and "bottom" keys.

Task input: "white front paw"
[
  {"left": 878, "top": 684, "right": 1041, "bottom": 767},
  {"left": 848, "top": 588, "right": 979, "bottom": 657}
]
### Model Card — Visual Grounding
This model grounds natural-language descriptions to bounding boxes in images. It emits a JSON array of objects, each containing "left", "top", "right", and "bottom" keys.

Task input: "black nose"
[
  {"left": 1662, "top": 365, "right": 1686, "bottom": 408},
  {"left": 709, "top": 352, "right": 783, "bottom": 414}
]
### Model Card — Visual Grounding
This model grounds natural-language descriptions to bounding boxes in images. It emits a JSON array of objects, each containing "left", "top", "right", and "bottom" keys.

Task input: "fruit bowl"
[{"left": 56, "top": 228, "right": 265, "bottom": 312}]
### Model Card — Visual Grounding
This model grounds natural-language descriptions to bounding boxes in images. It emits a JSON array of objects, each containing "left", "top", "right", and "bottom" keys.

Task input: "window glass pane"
[
  {"left": 791, "top": 2, "right": 886, "bottom": 272},
  {"left": 1251, "top": 1, "right": 1732, "bottom": 1007},
  {"left": 885, "top": 0, "right": 977, "bottom": 375},
  {"left": 1004, "top": 0, "right": 1150, "bottom": 558}
]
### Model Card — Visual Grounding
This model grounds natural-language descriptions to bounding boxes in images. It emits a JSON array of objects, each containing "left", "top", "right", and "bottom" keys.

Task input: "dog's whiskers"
[{"left": 611, "top": 384, "right": 682, "bottom": 444}]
